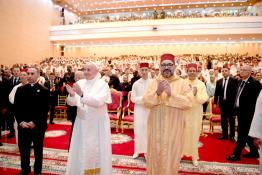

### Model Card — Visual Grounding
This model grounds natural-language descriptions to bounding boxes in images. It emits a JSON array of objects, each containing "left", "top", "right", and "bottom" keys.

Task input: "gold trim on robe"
[{"left": 84, "top": 168, "right": 101, "bottom": 175}]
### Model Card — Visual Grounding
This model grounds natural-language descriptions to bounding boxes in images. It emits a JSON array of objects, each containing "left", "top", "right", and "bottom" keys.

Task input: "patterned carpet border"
[{"left": 0, "top": 143, "right": 259, "bottom": 175}]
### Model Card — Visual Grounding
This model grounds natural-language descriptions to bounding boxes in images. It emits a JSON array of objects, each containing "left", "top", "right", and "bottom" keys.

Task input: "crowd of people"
[
  {"left": 0, "top": 52, "right": 262, "bottom": 175},
  {"left": 74, "top": 7, "right": 256, "bottom": 24}
]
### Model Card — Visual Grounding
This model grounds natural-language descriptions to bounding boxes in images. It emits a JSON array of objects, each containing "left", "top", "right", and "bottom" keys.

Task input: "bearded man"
[{"left": 142, "top": 53, "right": 193, "bottom": 175}]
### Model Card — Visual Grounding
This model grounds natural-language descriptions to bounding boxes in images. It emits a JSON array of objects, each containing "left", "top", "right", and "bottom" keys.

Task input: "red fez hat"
[
  {"left": 187, "top": 63, "right": 198, "bottom": 70},
  {"left": 160, "top": 54, "right": 175, "bottom": 63},
  {"left": 20, "top": 68, "right": 28, "bottom": 72},
  {"left": 139, "top": 62, "right": 149, "bottom": 68},
  {"left": 222, "top": 64, "right": 230, "bottom": 69}
]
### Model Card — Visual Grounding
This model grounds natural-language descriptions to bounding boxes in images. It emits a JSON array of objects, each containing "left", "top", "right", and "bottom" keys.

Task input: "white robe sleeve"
[
  {"left": 131, "top": 82, "right": 143, "bottom": 104},
  {"left": 66, "top": 94, "right": 80, "bottom": 106},
  {"left": 195, "top": 81, "right": 209, "bottom": 104},
  {"left": 9, "top": 84, "right": 20, "bottom": 104},
  {"left": 249, "top": 91, "right": 262, "bottom": 139},
  {"left": 81, "top": 82, "right": 111, "bottom": 108}
]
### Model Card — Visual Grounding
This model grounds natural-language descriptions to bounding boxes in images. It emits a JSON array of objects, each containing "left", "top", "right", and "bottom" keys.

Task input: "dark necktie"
[
  {"left": 13, "top": 77, "right": 17, "bottom": 85},
  {"left": 234, "top": 81, "right": 245, "bottom": 107},
  {"left": 223, "top": 78, "right": 227, "bottom": 100}
]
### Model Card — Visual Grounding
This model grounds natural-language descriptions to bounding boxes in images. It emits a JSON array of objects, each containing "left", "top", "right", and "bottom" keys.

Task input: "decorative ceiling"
[{"left": 52, "top": 0, "right": 260, "bottom": 15}]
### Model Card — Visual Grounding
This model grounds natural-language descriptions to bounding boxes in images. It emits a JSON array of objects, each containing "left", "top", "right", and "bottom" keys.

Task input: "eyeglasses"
[
  {"left": 188, "top": 70, "right": 197, "bottom": 73},
  {"left": 160, "top": 63, "right": 174, "bottom": 67},
  {"left": 240, "top": 69, "right": 250, "bottom": 72}
]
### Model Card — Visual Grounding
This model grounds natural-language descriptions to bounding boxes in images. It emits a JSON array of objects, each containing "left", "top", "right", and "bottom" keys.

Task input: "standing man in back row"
[
  {"left": 14, "top": 66, "right": 50, "bottom": 175},
  {"left": 142, "top": 53, "right": 193, "bottom": 175},
  {"left": 7, "top": 66, "right": 21, "bottom": 139},
  {"left": 214, "top": 64, "right": 238, "bottom": 142},
  {"left": 131, "top": 62, "right": 151, "bottom": 159}
]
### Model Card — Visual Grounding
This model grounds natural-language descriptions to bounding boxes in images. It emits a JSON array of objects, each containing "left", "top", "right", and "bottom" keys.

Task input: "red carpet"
[
  {"left": 0, "top": 167, "right": 221, "bottom": 175},
  {"left": 43, "top": 124, "right": 71, "bottom": 150},
  {"left": 197, "top": 132, "right": 259, "bottom": 164},
  {"left": 1, "top": 124, "right": 259, "bottom": 165},
  {"left": 112, "top": 129, "right": 135, "bottom": 156},
  {"left": 0, "top": 167, "right": 57, "bottom": 175},
  {"left": 1, "top": 124, "right": 71, "bottom": 150},
  {"left": 112, "top": 129, "right": 259, "bottom": 165}
]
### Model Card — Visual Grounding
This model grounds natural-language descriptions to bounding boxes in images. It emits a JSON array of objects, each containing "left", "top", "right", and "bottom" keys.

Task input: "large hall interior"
[{"left": 0, "top": 0, "right": 262, "bottom": 175}]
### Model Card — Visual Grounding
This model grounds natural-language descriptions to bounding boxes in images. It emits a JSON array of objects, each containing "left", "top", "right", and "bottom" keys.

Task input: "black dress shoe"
[
  {"left": 218, "top": 136, "right": 228, "bottom": 140},
  {"left": 243, "top": 152, "right": 259, "bottom": 158},
  {"left": 226, "top": 154, "right": 240, "bottom": 161},
  {"left": 229, "top": 137, "right": 236, "bottom": 142},
  {"left": 18, "top": 170, "right": 31, "bottom": 175}
]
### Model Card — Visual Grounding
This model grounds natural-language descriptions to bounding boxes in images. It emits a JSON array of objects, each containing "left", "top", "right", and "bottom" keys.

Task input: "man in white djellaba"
[
  {"left": 249, "top": 90, "right": 262, "bottom": 174},
  {"left": 131, "top": 62, "right": 151, "bottom": 159},
  {"left": 65, "top": 62, "right": 112, "bottom": 175}
]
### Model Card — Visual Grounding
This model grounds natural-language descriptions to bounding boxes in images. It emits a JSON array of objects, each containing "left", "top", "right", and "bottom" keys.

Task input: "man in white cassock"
[
  {"left": 131, "top": 62, "right": 151, "bottom": 159},
  {"left": 249, "top": 90, "right": 262, "bottom": 174},
  {"left": 65, "top": 62, "right": 112, "bottom": 175}
]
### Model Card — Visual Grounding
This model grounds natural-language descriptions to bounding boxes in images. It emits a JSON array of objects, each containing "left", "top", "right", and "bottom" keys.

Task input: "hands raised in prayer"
[
  {"left": 189, "top": 84, "right": 197, "bottom": 96},
  {"left": 192, "top": 86, "right": 197, "bottom": 96},
  {"left": 156, "top": 80, "right": 171, "bottom": 97},
  {"left": 65, "top": 84, "right": 75, "bottom": 96},
  {"left": 65, "top": 83, "right": 83, "bottom": 97}
]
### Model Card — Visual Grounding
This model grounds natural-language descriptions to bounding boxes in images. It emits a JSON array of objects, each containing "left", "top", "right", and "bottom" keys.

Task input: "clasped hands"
[
  {"left": 156, "top": 80, "right": 171, "bottom": 97},
  {"left": 19, "top": 121, "right": 35, "bottom": 129},
  {"left": 65, "top": 83, "right": 83, "bottom": 97}
]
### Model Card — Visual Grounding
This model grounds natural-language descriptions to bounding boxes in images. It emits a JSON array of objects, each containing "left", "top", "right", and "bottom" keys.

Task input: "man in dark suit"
[
  {"left": 44, "top": 72, "right": 58, "bottom": 124},
  {"left": 227, "top": 65, "right": 261, "bottom": 161},
  {"left": 0, "top": 80, "right": 9, "bottom": 146},
  {"left": 14, "top": 66, "right": 50, "bottom": 175},
  {"left": 10, "top": 66, "right": 21, "bottom": 87},
  {"left": 7, "top": 66, "right": 21, "bottom": 138},
  {"left": 214, "top": 64, "right": 238, "bottom": 142}
]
